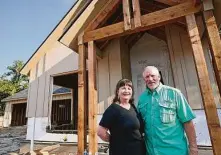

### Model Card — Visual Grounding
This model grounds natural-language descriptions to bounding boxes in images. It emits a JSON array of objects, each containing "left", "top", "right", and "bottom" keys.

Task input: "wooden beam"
[
  {"left": 140, "top": 1, "right": 186, "bottom": 27},
  {"left": 196, "top": 15, "right": 205, "bottom": 38},
  {"left": 77, "top": 33, "right": 86, "bottom": 155},
  {"left": 83, "top": 1, "right": 201, "bottom": 43},
  {"left": 123, "top": 0, "right": 132, "bottom": 30},
  {"left": 155, "top": 0, "right": 201, "bottom": 6},
  {"left": 155, "top": 0, "right": 186, "bottom": 6},
  {"left": 186, "top": 14, "right": 221, "bottom": 155},
  {"left": 88, "top": 41, "right": 98, "bottom": 155},
  {"left": 203, "top": 10, "right": 221, "bottom": 101},
  {"left": 132, "top": 0, "right": 141, "bottom": 27},
  {"left": 85, "top": 0, "right": 121, "bottom": 32}
]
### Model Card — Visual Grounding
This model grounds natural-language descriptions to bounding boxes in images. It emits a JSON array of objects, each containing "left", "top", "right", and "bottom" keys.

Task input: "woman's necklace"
[{"left": 120, "top": 102, "right": 130, "bottom": 110}]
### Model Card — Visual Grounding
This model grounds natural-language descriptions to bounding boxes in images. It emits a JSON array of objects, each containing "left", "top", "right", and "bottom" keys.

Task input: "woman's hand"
[{"left": 97, "top": 125, "right": 110, "bottom": 142}]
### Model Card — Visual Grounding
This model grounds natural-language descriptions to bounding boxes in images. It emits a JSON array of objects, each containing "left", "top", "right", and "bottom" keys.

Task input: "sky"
[{"left": 0, "top": 0, "right": 77, "bottom": 75}]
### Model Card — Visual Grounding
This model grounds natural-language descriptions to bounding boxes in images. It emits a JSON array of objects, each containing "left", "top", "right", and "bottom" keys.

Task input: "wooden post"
[
  {"left": 186, "top": 14, "right": 221, "bottom": 155},
  {"left": 84, "top": 83, "right": 88, "bottom": 150},
  {"left": 71, "top": 89, "right": 74, "bottom": 122},
  {"left": 94, "top": 87, "right": 98, "bottom": 154},
  {"left": 88, "top": 41, "right": 98, "bottom": 155},
  {"left": 20, "top": 105, "right": 23, "bottom": 125},
  {"left": 203, "top": 10, "right": 221, "bottom": 99},
  {"left": 94, "top": 44, "right": 98, "bottom": 154},
  {"left": 132, "top": 0, "right": 141, "bottom": 27},
  {"left": 78, "top": 33, "right": 86, "bottom": 155},
  {"left": 123, "top": 0, "right": 132, "bottom": 30}
]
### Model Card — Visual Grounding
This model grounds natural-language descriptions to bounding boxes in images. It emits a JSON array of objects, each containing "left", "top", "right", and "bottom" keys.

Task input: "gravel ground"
[
  {"left": 19, "top": 143, "right": 213, "bottom": 155},
  {"left": 0, "top": 126, "right": 27, "bottom": 155},
  {"left": 0, "top": 126, "right": 213, "bottom": 155}
]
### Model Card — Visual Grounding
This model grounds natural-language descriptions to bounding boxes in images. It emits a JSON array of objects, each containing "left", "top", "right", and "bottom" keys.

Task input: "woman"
[{"left": 97, "top": 79, "right": 145, "bottom": 155}]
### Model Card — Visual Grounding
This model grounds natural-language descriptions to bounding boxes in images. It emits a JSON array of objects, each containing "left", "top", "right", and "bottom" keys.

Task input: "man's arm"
[{"left": 184, "top": 120, "right": 198, "bottom": 155}]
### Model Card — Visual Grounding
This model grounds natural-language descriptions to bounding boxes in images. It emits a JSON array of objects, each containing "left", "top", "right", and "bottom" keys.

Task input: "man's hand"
[
  {"left": 189, "top": 147, "right": 198, "bottom": 155},
  {"left": 184, "top": 121, "right": 198, "bottom": 155}
]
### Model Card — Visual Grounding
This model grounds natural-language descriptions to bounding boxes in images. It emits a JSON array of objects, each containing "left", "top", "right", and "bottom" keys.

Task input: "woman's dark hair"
[{"left": 112, "top": 79, "right": 134, "bottom": 104}]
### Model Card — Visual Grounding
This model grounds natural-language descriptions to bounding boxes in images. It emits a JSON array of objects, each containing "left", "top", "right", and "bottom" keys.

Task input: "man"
[{"left": 137, "top": 66, "right": 198, "bottom": 155}]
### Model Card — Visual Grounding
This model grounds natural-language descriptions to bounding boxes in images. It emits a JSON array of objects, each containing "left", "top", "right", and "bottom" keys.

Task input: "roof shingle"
[{"left": 1, "top": 85, "right": 71, "bottom": 102}]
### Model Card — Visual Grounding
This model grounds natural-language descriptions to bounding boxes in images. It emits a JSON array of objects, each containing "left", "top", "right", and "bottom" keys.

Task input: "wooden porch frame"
[
  {"left": 83, "top": 1, "right": 201, "bottom": 43},
  {"left": 77, "top": 1, "right": 221, "bottom": 155}
]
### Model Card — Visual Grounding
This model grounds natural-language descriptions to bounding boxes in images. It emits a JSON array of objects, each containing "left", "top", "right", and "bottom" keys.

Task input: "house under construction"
[{"left": 18, "top": 0, "right": 221, "bottom": 154}]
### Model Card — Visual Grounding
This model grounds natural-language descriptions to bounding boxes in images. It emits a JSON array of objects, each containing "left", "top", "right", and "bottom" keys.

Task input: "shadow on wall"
[{"left": 27, "top": 44, "right": 79, "bottom": 118}]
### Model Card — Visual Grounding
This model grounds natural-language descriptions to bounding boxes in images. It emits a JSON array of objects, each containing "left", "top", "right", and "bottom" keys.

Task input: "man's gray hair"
[{"left": 143, "top": 66, "right": 160, "bottom": 77}]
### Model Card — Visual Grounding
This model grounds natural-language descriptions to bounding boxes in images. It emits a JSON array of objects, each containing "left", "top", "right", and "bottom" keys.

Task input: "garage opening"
[{"left": 11, "top": 103, "right": 27, "bottom": 126}]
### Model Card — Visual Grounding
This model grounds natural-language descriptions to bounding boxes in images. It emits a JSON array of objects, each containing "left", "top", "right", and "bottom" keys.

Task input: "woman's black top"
[{"left": 99, "top": 103, "right": 145, "bottom": 155}]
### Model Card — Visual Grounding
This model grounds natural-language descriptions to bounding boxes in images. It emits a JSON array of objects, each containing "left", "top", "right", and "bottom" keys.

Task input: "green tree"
[
  {"left": 0, "top": 79, "right": 17, "bottom": 115},
  {"left": 0, "top": 60, "right": 28, "bottom": 115},
  {"left": 3, "top": 60, "right": 28, "bottom": 90}
]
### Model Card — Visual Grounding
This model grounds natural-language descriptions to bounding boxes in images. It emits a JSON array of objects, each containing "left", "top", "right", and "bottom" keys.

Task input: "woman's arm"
[{"left": 97, "top": 125, "right": 110, "bottom": 142}]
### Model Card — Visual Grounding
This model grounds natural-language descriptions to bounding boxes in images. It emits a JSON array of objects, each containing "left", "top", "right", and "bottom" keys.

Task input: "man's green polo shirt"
[{"left": 137, "top": 83, "right": 196, "bottom": 155}]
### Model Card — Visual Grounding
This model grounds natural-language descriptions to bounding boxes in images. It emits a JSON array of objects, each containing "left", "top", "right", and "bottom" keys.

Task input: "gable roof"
[
  {"left": 20, "top": 0, "right": 221, "bottom": 76},
  {"left": 1, "top": 85, "right": 71, "bottom": 102}
]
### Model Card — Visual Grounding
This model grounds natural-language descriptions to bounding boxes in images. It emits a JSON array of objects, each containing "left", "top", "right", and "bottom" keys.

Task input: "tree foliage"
[{"left": 0, "top": 60, "right": 28, "bottom": 115}]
